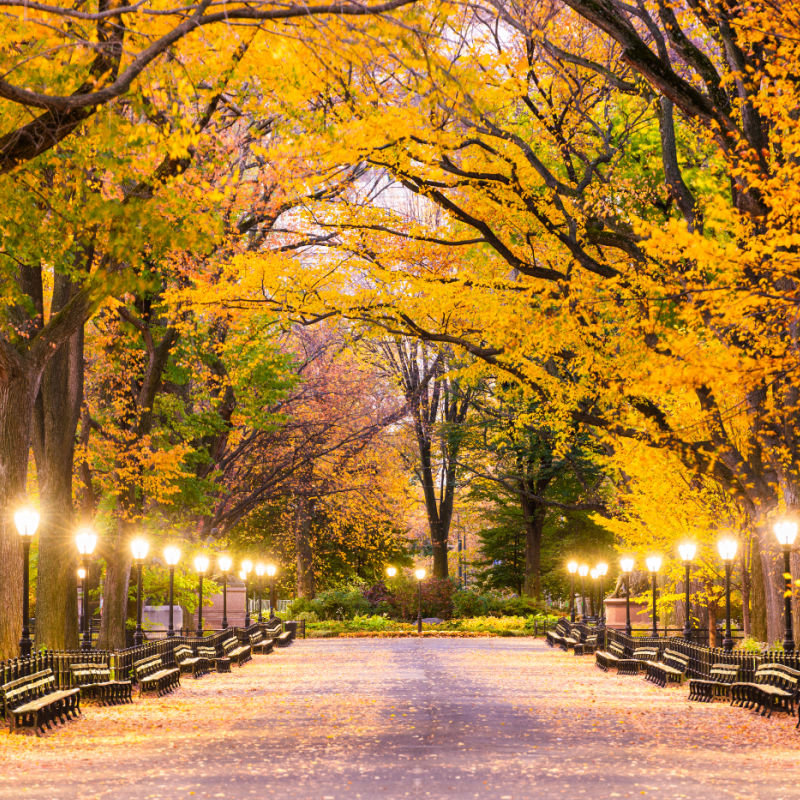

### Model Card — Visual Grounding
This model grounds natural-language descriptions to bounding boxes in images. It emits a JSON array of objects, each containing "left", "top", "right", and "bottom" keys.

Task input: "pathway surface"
[{"left": 3, "top": 638, "right": 800, "bottom": 799}]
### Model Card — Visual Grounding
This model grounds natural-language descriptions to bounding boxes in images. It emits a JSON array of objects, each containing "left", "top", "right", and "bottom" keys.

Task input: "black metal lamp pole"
[
  {"left": 270, "top": 575, "right": 276, "bottom": 620},
  {"left": 580, "top": 574, "right": 586, "bottom": 621},
  {"left": 650, "top": 570, "right": 658, "bottom": 637},
  {"left": 723, "top": 560, "right": 734, "bottom": 652},
  {"left": 598, "top": 574, "right": 605, "bottom": 629},
  {"left": 244, "top": 576, "right": 251, "bottom": 627},
  {"left": 417, "top": 579, "right": 423, "bottom": 634},
  {"left": 133, "top": 560, "right": 144, "bottom": 646},
  {"left": 783, "top": 545, "right": 795, "bottom": 653},
  {"left": 20, "top": 538, "right": 32, "bottom": 657},
  {"left": 197, "top": 572, "right": 204, "bottom": 637},
  {"left": 81, "top": 557, "right": 92, "bottom": 650},
  {"left": 570, "top": 572, "right": 576, "bottom": 622},
  {"left": 167, "top": 565, "right": 176, "bottom": 638},
  {"left": 258, "top": 582, "right": 264, "bottom": 623},
  {"left": 221, "top": 571, "right": 229, "bottom": 629},
  {"left": 683, "top": 560, "right": 692, "bottom": 641},
  {"left": 624, "top": 573, "right": 632, "bottom": 636}
]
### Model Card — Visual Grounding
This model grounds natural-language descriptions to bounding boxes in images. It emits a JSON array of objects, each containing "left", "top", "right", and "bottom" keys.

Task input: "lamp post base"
[{"left": 783, "top": 637, "right": 795, "bottom": 654}]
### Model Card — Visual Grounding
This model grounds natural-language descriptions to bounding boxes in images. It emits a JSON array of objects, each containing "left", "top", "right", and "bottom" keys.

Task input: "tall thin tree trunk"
[
  {"left": 0, "top": 367, "right": 37, "bottom": 658},
  {"left": 520, "top": 495, "right": 545, "bottom": 599},
  {"left": 96, "top": 520, "right": 133, "bottom": 651},
  {"left": 751, "top": 536, "right": 767, "bottom": 642}
]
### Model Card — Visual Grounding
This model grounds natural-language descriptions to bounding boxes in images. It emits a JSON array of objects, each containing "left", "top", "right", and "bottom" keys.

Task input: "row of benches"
[
  {"left": 592, "top": 638, "right": 800, "bottom": 721},
  {"left": 1, "top": 623, "right": 295, "bottom": 734}
]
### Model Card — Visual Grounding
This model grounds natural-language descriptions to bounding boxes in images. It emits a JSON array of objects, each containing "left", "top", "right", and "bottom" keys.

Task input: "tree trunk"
[
  {"left": 96, "top": 520, "right": 132, "bottom": 651},
  {"left": 750, "top": 535, "right": 767, "bottom": 642},
  {"left": 430, "top": 518, "right": 448, "bottom": 580},
  {"left": 756, "top": 523, "right": 786, "bottom": 646},
  {"left": 32, "top": 311, "right": 83, "bottom": 650},
  {"left": 294, "top": 496, "right": 316, "bottom": 598},
  {"left": 520, "top": 494, "right": 545, "bottom": 599},
  {"left": 0, "top": 367, "right": 38, "bottom": 658},
  {"left": 740, "top": 541, "right": 751, "bottom": 638}
]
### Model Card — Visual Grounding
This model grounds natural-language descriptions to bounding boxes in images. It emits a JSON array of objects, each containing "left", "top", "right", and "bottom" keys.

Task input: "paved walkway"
[{"left": 2, "top": 638, "right": 800, "bottom": 799}]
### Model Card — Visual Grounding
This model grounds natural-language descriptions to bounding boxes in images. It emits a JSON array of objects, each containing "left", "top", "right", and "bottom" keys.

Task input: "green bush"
[
  {"left": 287, "top": 589, "right": 371, "bottom": 620},
  {"left": 452, "top": 589, "right": 492, "bottom": 618}
]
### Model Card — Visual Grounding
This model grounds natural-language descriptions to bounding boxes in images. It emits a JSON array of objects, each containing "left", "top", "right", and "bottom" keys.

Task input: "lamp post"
[
  {"left": 255, "top": 563, "right": 266, "bottom": 623},
  {"left": 578, "top": 564, "right": 589, "bottom": 621},
  {"left": 15, "top": 507, "right": 40, "bottom": 658},
  {"left": 77, "top": 567, "right": 86, "bottom": 638},
  {"left": 596, "top": 562, "right": 608, "bottom": 627},
  {"left": 415, "top": 568, "right": 426, "bottom": 633},
  {"left": 774, "top": 520, "right": 798, "bottom": 654},
  {"left": 194, "top": 555, "right": 209, "bottom": 637},
  {"left": 645, "top": 555, "right": 662, "bottom": 637},
  {"left": 218, "top": 555, "right": 232, "bottom": 629},
  {"left": 620, "top": 557, "right": 634, "bottom": 636},
  {"left": 266, "top": 564, "right": 277, "bottom": 620},
  {"left": 131, "top": 537, "right": 149, "bottom": 647},
  {"left": 75, "top": 528, "right": 98, "bottom": 650},
  {"left": 164, "top": 545, "right": 181, "bottom": 638},
  {"left": 241, "top": 559, "right": 253, "bottom": 626},
  {"left": 589, "top": 568, "right": 598, "bottom": 619},
  {"left": 677, "top": 542, "right": 697, "bottom": 642},
  {"left": 386, "top": 565, "right": 398, "bottom": 579},
  {"left": 718, "top": 536, "right": 738, "bottom": 652},
  {"left": 567, "top": 561, "right": 578, "bottom": 622}
]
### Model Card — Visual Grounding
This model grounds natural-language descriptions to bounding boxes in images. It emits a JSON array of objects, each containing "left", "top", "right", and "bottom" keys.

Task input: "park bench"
[
  {"left": 631, "top": 647, "right": 660, "bottom": 672},
  {"left": 69, "top": 663, "right": 132, "bottom": 705},
  {"left": 221, "top": 636, "right": 252, "bottom": 666},
  {"left": 644, "top": 648, "right": 689, "bottom": 688},
  {"left": 595, "top": 641, "right": 637, "bottom": 674},
  {"left": 275, "top": 630, "right": 293, "bottom": 648},
  {"left": 574, "top": 634, "right": 598, "bottom": 656},
  {"left": 249, "top": 630, "right": 274, "bottom": 655},
  {"left": 562, "top": 626, "right": 584, "bottom": 651},
  {"left": 545, "top": 618, "right": 572, "bottom": 649},
  {"left": 197, "top": 644, "right": 230, "bottom": 673},
  {"left": 688, "top": 663, "right": 741, "bottom": 702},
  {"left": 731, "top": 663, "right": 800, "bottom": 718},
  {"left": 264, "top": 619, "right": 282, "bottom": 638},
  {"left": 132, "top": 655, "right": 180, "bottom": 696},
  {"left": 174, "top": 645, "right": 210, "bottom": 679},
  {"left": 1, "top": 669, "right": 81, "bottom": 734}
]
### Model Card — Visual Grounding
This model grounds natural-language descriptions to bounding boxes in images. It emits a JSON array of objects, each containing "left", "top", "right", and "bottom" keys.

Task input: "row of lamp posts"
[
  {"left": 566, "top": 560, "right": 608, "bottom": 627},
  {"left": 12, "top": 505, "right": 281, "bottom": 656},
  {"left": 569, "top": 520, "right": 798, "bottom": 653},
  {"left": 385, "top": 565, "right": 427, "bottom": 633}
]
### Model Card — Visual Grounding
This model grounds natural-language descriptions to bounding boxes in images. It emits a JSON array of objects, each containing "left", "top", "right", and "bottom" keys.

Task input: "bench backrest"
[
  {"left": 222, "top": 637, "right": 239, "bottom": 654},
  {"left": 249, "top": 631, "right": 264, "bottom": 645},
  {"left": 632, "top": 647, "right": 659, "bottom": 660},
  {"left": 661, "top": 649, "right": 689, "bottom": 672},
  {"left": 1, "top": 669, "right": 56, "bottom": 709},
  {"left": 585, "top": 635, "right": 598, "bottom": 645},
  {"left": 197, "top": 646, "right": 217, "bottom": 660},
  {"left": 555, "top": 619, "right": 571, "bottom": 634},
  {"left": 70, "top": 663, "right": 111, "bottom": 686},
  {"left": 709, "top": 663, "right": 741, "bottom": 683},
  {"left": 133, "top": 655, "right": 164, "bottom": 680},
  {"left": 568, "top": 626, "right": 584, "bottom": 641},
  {"left": 755, "top": 663, "right": 800, "bottom": 690},
  {"left": 174, "top": 646, "right": 194, "bottom": 662},
  {"left": 609, "top": 641, "right": 627, "bottom": 658}
]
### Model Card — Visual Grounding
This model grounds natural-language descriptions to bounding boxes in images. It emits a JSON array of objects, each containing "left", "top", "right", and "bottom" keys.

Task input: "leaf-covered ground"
[{"left": 2, "top": 638, "right": 799, "bottom": 799}]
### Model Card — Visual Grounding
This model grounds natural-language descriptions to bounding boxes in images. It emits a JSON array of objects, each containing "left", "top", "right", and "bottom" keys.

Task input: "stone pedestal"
[
  {"left": 192, "top": 584, "right": 247, "bottom": 632},
  {"left": 604, "top": 597, "right": 652, "bottom": 630},
  {"left": 143, "top": 605, "right": 183, "bottom": 633}
]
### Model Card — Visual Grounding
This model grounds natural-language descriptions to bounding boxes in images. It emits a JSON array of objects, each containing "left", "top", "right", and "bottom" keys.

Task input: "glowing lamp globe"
[
  {"left": 164, "top": 545, "right": 181, "bottom": 566},
  {"left": 241, "top": 559, "right": 253, "bottom": 575},
  {"left": 194, "top": 554, "right": 209, "bottom": 573},
  {"left": 620, "top": 557, "right": 634, "bottom": 573},
  {"left": 775, "top": 521, "right": 798, "bottom": 548},
  {"left": 15, "top": 507, "right": 40, "bottom": 538},
  {"left": 255, "top": 563, "right": 266, "bottom": 578},
  {"left": 414, "top": 568, "right": 426, "bottom": 581},
  {"left": 596, "top": 562, "right": 608, "bottom": 576},
  {"left": 567, "top": 560, "right": 578, "bottom": 574},
  {"left": 130, "top": 537, "right": 149, "bottom": 561},
  {"left": 386, "top": 565, "right": 398, "bottom": 578},
  {"left": 678, "top": 542, "right": 696, "bottom": 563},
  {"left": 218, "top": 555, "right": 233, "bottom": 573},
  {"left": 75, "top": 528, "right": 98, "bottom": 556},
  {"left": 717, "top": 537, "right": 738, "bottom": 562},
  {"left": 578, "top": 564, "right": 589, "bottom": 577},
  {"left": 645, "top": 555, "right": 662, "bottom": 573},
  {"left": 266, "top": 564, "right": 277, "bottom": 577}
]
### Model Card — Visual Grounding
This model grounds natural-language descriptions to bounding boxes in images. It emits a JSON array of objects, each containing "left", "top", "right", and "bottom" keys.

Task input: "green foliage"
[
  {"left": 287, "top": 589, "right": 372, "bottom": 620},
  {"left": 131, "top": 565, "right": 220, "bottom": 614}
]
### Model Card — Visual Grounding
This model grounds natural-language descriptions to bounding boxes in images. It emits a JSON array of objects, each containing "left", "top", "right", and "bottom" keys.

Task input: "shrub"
[
  {"left": 452, "top": 589, "right": 492, "bottom": 618},
  {"left": 386, "top": 575, "right": 456, "bottom": 620},
  {"left": 287, "top": 589, "right": 371, "bottom": 620}
]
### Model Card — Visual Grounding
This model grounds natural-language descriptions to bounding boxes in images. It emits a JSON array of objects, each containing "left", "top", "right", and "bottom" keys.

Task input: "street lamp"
[
  {"left": 596, "top": 562, "right": 608, "bottom": 627},
  {"left": 678, "top": 542, "right": 697, "bottom": 642},
  {"left": 15, "top": 506, "right": 39, "bottom": 657},
  {"left": 75, "top": 528, "right": 98, "bottom": 650},
  {"left": 241, "top": 559, "right": 253, "bottom": 626},
  {"left": 775, "top": 520, "right": 797, "bottom": 653},
  {"left": 718, "top": 536, "right": 738, "bottom": 652},
  {"left": 194, "top": 554, "right": 209, "bottom": 637},
  {"left": 266, "top": 563, "right": 277, "bottom": 620},
  {"left": 386, "top": 565, "right": 398, "bottom": 578},
  {"left": 255, "top": 563, "right": 266, "bottom": 623},
  {"left": 620, "top": 557, "right": 634, "bottom": 636},
  {"left": 578, "top": 564, "right": 589, "bottom": 621},
  {"left": 414, "top": 568, "right": 426, "bottom": 633},
  {"left": 218, "top": 554, "right": 232, "bottom": 629},
  {"left": 567, "top": 561, "right": 578, "bottom": 622},
  {"left": 131, "top": 537, "right": 149, "bottom": 647},
  {"left": 164, "top": 545, "right": 181, "bottom": 638},
  {"left": 645, "top": 555, "right": 662, "bottom": 637}
]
